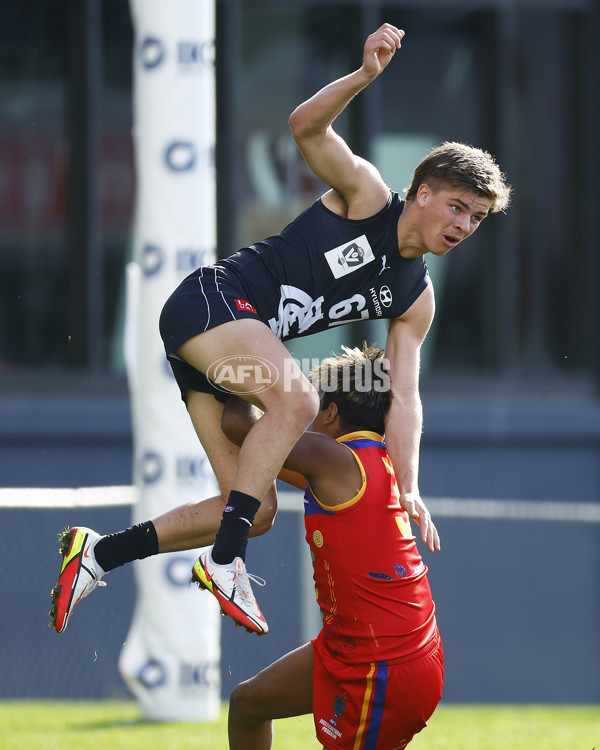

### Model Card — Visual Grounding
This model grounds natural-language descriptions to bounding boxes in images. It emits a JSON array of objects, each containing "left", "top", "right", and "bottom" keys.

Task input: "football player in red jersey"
[{"left": 224, "top": 344, "right": 443, "bottom": 750}]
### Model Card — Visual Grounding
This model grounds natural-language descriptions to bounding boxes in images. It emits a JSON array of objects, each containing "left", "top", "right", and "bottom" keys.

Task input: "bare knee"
[
  {"left": 230, "top": 680, "right": 266, "bottom": 724},
  {"left": 297, "top": 386, "right": 320, "bottom": 424},
  {"left": 276, "top": 385, "right": 320, "bottom": 434}
]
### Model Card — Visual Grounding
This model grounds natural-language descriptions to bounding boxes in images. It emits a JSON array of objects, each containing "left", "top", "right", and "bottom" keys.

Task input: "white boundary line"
[
  {"left": 285, "top": 492, "right": 600, "bottom": 523},
  {"left": 425, "top": 497, "right": 600, "bottom": 523},
  {"left": 1, "top": 486, "right": 599, "bottom": 523},
  {"left": 0, "top": 486, "right": 139, "bottom": 508}
]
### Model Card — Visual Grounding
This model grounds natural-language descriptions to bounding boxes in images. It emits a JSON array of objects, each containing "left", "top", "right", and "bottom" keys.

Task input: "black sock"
[
  {"left": 211, "top": 490, "right": 261, "bottom": 565},
  {"left": 94, "top": 520, "right": 159, "bottom": 573}
]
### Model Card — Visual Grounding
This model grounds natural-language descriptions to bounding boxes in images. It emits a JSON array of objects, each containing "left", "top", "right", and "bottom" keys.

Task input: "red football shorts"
[{"left": 312, "top": 629, "right": 444, "bottom": 750}]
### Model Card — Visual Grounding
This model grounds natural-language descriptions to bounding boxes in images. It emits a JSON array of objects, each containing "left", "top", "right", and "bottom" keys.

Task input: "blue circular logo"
[
  {"left": 165, "top": 555, "right": 196, "bottom": 587},
  {"left": 141, "top": 243, "right": 163, "bottom": 276},
  {"left": 137, "top": 658, "right": 167, "bottom": 690},
  {"left": 164, "top": 141, "right": 197, "bottom": 172},
  {"left": 139, "top": 37, "right": 165, "bottom": 70},
  {"left": 140, "top": 451, "right": 164, "bottom": 484}
]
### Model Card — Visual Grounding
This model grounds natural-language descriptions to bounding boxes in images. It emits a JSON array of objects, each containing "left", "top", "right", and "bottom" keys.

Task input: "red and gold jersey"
[{"left": 304, "top": 431, "right": 437, "bottom": 664}]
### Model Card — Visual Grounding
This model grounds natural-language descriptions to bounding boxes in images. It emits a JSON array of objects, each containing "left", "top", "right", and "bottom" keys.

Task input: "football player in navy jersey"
[{"left": 51, "top": 24, "right": 510, "bottom": 637}]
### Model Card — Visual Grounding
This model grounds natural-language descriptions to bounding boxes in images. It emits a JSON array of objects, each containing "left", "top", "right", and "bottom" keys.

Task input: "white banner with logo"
[{"left": 121, "top": 0, "right": 220, "bottom": 721}]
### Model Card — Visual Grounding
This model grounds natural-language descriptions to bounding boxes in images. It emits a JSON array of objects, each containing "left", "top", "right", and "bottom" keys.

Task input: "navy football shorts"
[{"left": 159, "top": 265, "right": 266, "bottom": 403}]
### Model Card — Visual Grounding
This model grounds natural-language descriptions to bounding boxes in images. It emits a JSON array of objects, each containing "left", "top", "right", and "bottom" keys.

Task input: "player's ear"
[
  {"left": 323, "top": 401, "right": 339, "bottom": 425},
  {"left": 416, "top": 183, "right": 431, "bottom": 206}
]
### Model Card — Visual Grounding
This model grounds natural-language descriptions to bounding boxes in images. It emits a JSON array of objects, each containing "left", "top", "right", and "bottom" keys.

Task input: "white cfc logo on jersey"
[
  {"left": 268, "top": 286, "right": 325, "bottom": 339},
  {"left": 268, "top": 286, "right": 369, "bottom": 337},
  {"left": 324, "top": 235, "right": 375, "bottom": 279}
]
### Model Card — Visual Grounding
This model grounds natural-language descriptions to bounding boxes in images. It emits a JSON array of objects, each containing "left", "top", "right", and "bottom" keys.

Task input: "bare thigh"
[
  {"left": 179, "top": 320, "right": 318, "bottom": 501},
  {"left": 185, "top": 390, "right": 240, "bottom": 496},
  {"left": 176, "top": 318, "right": 314, "bottom": 407},
  {"left": 186, "top": 389, "right": 278, "bottom": 527},
  {"left": 151, "top": 391, "right": 277, "bottom": 551}
]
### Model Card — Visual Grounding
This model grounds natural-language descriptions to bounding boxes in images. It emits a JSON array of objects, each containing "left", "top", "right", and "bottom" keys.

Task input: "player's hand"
[
  {"left": 400, "top": 491, "right": 441, "bottom": 553},
  {"left": 362, "top": 23, "right": 404, "bottom": 79}
]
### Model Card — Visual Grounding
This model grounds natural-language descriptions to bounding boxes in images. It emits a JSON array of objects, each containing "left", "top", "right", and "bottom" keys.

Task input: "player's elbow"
[
  {"left": 249, "top": 513, "right": 275, "bottom": 538},
  {"left": 249, "top": 487, "right": 278, "bottom": 537},
  {"left": 288, "top": 106, "right": 323, "bottom": 144},
  {"left": 288, "top": 107, "right": 305, "bottom": 139}
]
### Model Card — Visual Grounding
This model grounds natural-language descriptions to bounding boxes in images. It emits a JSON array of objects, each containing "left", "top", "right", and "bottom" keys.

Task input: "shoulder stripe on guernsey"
[
  {"left": 337, "top": 430, "right": 385, "bottom": 452},
  {"left": 353, "top": 661, "right": 388, "bottom": 750},
  {"left": 343, "top": 437, "right": 385, "bottom": 451}
]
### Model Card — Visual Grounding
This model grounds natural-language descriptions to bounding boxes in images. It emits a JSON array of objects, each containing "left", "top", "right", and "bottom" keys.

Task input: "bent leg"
[
  {"left": 153, "top": 492, "right": 277, "bottom": 553},
  {"left": 152, "top": 390, "right": 278, "bottom": 552},
  {"left": 228, "top": 642, "right": 314, "bottom": 750},
  {"left": 177, "top": 319, "right": 320, "bottom": 503}
]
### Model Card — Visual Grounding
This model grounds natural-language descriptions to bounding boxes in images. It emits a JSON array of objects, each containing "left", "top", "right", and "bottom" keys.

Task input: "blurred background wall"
[{"left": 0, "top": 0, "right": 599, "bottom": 705}]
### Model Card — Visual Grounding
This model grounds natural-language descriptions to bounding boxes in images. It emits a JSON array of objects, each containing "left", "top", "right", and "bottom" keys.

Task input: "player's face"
[{"left": 419, "top": 185, "right": 492, "bottom": 256}]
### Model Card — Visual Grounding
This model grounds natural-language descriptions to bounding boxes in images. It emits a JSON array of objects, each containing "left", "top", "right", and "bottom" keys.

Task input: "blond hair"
[{"left": 405, "top": 141, "right": 511, "bottom": 213}]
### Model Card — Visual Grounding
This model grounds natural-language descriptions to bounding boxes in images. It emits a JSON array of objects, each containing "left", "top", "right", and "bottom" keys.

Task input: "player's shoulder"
[{"left": 320, "top": 165, "right": 392, "bottom": 219}]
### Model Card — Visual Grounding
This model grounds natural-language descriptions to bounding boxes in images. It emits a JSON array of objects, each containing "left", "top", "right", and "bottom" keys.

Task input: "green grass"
[
  {"left": 411, "top": 705, "right": 600, "bottom": 749},
  {"left": 0, "top": 701, "right": 598, "bottom": 749}
]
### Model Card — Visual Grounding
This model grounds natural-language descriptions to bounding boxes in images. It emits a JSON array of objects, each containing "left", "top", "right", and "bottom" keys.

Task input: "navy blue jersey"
[{"left": 215, "top": 191, "right": 429, "bottom": 341}]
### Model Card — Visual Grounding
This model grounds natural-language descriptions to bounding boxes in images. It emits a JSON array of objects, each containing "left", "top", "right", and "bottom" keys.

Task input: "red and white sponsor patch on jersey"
[{"left": 235, "top": 298, "right": 257, "bottom": 314}]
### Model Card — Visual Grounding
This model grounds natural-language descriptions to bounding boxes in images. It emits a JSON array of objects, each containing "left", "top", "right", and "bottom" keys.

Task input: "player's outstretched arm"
[
  {"left": 385, "top": 285, "right": 441, "bottom": 552},
  {"left": 288, "top": 23, "right": 404, "bottom": 209}
]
